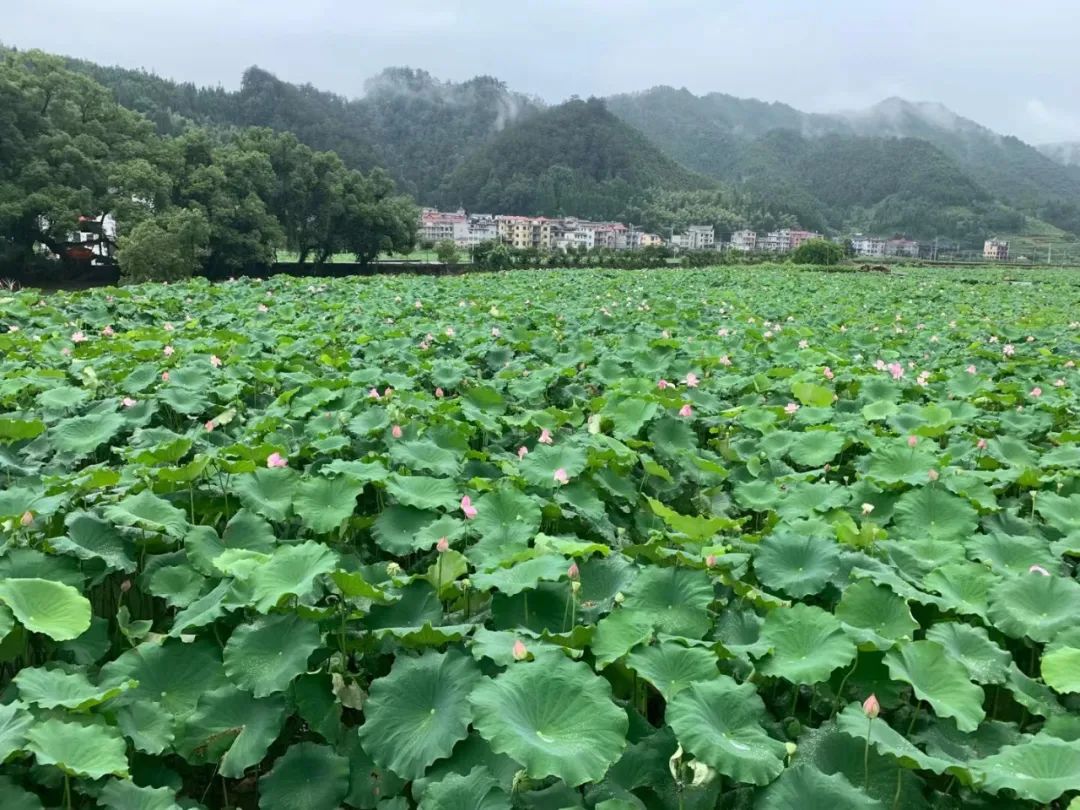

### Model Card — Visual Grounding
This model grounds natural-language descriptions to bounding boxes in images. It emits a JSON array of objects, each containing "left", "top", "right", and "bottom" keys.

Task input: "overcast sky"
[{"left": 6, "top": 1, "right": 1079, "bottom": 144}]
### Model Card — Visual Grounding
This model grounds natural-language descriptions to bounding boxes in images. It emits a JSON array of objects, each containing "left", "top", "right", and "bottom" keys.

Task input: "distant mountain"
[
  {"left": 1040, "top": 141, "right": 1080, "bottom": 167},
  {"left": 608, "top": 87, "right": 1080, "bottom": 240},
  {"left": 435, "top": 97, "right": 714, "bottom": 221}
]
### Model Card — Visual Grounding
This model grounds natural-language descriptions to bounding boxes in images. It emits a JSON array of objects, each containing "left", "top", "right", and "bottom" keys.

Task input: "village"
[{"left": 420, "top": 208, "right": 1012, "bottom": 260}]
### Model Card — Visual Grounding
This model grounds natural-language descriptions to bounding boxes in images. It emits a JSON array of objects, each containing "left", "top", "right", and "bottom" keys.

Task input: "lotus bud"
[
  {"left": 784, "top": 741, "right": 798, "bottom": 758},
  {"left": 862, "top": 694, "right": 880, "bottom": 719},
  {"left": 705, "top": 554, "right": 717, "bottom": 568},
  {"left": 928, "top": 468, "right": 939, "bottom": 482},
  {"left": 907, "top": 435, "right": 917, "bottom": 448},
  {"left": 512, "top": 640, "right": 528, "bottom": 661},
  {"left": 436, "top": 537, "right": 450, "bottom": 553},
  {"left": 19, "top": 511, "right": 33, "bottom": 527},
  {"left": 613, "top": 591, "right": 625, "bottom": 604},
  {"left": 386, "top": 562, "right": 403, "bottom": 577},
  {"left": 567, "top": 562, "right": 580, "bottom": 581},
  {"left": 120, "top": 579, "right": 132, "bottom": 594},
  {"left": 861, "top": 502, "right": 875, "bottom": 515}
]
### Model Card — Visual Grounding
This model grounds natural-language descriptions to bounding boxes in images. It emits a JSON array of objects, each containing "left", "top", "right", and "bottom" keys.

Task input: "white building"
[
  {"left": 731, "top": 230, "right": 757, "bottom": 252},
  {"left": 984, "top": 239, "right": 1009, "bottom": 261},
  {"left": 851, "top": 235, "right": 888, "bottom": 257},
  {"left": 419, "top": 208, "right": 466, "bottom": 244},
  {"left": 464, "top": 215, "right": 498, "bottom": 247},
  {"left": 672, "top": 225, "right": 715, "bottom": 251}
]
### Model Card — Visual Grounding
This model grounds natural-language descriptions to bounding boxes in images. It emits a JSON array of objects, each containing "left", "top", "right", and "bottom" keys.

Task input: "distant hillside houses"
[
  {"left": 850, "top": 234, "right": 921, "bottom": 258},
  {"left": 419, "top": 209, "right": 656, "bottom": 252},
  {"left": 726, "top": 229, "right": 824, "bottom": 253}
]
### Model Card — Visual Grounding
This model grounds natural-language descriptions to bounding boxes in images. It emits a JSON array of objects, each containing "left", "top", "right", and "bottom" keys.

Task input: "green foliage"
[
  {"left": 117, "top": 208, "right": 210, "bottom": 282},
  {"left": 792, "top": 238, "right": 844, "bottom": 265},
  {"left": 1, "top": 264, "right": 1080, "bottom": 807}
]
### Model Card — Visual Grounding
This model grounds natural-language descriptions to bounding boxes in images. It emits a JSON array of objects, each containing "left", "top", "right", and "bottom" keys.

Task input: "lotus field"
[{"left": 4, "top": 265, "right": 1080, "bottom": 809}]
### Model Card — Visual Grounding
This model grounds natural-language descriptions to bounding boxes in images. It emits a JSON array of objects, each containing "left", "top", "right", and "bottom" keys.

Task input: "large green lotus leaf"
[
  {"left": 158, "top": 385, "right": 208, "bottom": 415},
  {"left": 791, "top": 381, "right": 835, "bottom": 409},
  {"left": 52, "top": 512, "right": 137, "bottom": 573},
  {"left": 622, "top": 566, "right": 713, "bottom": 638},
  {"left": 753, "top": 533, "right": 840, "bottom": 598},
  {"left": 471, "top": 555, "right": 570, "bottom": 596},
  {"left": 233, "top": 467, "right": 298, "bottom": 522},
  {"left": 0, "top": 777, "right": 43, "bottom": 810},
  {"left": 340, "top": 731, "right": 408, "bottom": 808},
  {"left": 883, "top": 641, "right": 985, "bottom": 732},
  {"left": 602, "top": 397, "right": 658, "bottom": 438},
  {"left": 115, "top": 700, "right": 174, "bottom": 754},
  {"left": 0, "top": 578, "right": 91, "bottom": 641},
  {"left": 147, "top": 564, "right": 207, "bottom": 608},
  {"left": 26, "top": 718, "right": 128, "bottom": 778},
  {"left": 756, "top": 764, "right": 882, "bottom": 809},
  {"left": 103, "top": 489, "right": 189, "bottom": 538},
  {"left": 224, "top": 612, "right": 321, "bottom": 697},
  {"left": 222, "top": 507, "right": 279, "bottom": 553},
  {"left": 646, "top": 498, "right": 734, "bottom": 542},
  {"left": 470, "top": 655, "right": 628, "bottom": 786},
  {"left": 519, "top": 443, "right": 588, "bottom": 488},
  {"left": 973, "top": 734, "right": 1080, "bottom": 804},
  {"left": 835, "top": 704, "right": 957, "bottom": 776},
  {"left": 372, "top": 505, "right": 443, "bottom": 555},
  {"left": 1006, "top": 662, "right": 1064, "bottom": 719},
  {"left": 174, "top": 686, "right": 288, "bottom": 777},
  {"left": 1035, "top": 492, "right": 1080, "bottom": 534},
  {"left": 366, "top": 581, "right": 442, "bottom": 631},
  {"left": 757, "top": 603, "right": 856, "bottom": 685},
  {"left": 787, "top": 430, "right": 845, "bottom": 467},
  {"left": 259, "top": 742, "right": 350, "bottom": 810},
  {"left": 0, "top": 548, "right": 84, "bottom": 590},
  {"left": 988, "top": 573, "right": 1080, "bottom": 642},
  {"left": 967, "top": 531, "right": 1056, "bottom": 577},
  {"left": 293, "top": 475, "right": 365, "bottom": 534},
  {"left": 385, "top": 474, "right": 461, "bottom": 511},
  {"left": 924, "top": 622, "right": 1011, "bottom": 685},
  {"left": 418, "top": 766, "right": 508, "bottom": 810},
  {"left": 1042, "top": 647, "right": 1080, "bottom": 694},
  {"left": 246, "top": 541, "right": 339, "bottom": 612},
  {"left": 0, "top": 486, "right": 65, "bottom": 521},
  {"left": 14, "top": 665, "right": 135, "bottom": 710},
  {"left": 591, "top": 609, "right": 656, "bottom": 668},
  {"left": 359, "top": 649, "right": 480, "bottom": 780},
  {"left": 0, "top": 702, "right": 33, "bottom": 761},
  {"left": 865, "top": 444, "right": 937, "bottom": 485},
  {"left": 470, "top": 488, "right": 542, "bottom": 566},
  {"left": 390, "top": 439, "right": 463, "bottom": 477},
  {"left": 835, "top": 580, "right": 918, "bottom": 650},
  {"left": 100, "top": 639, "right": 228, "bottom": 723},
  {"left": 625, "top": 641, "right": 718, "bottom": 701},
  {"left": 98, "top": 779, "right": 182, "bottom": 810},
  {"left": 0, "top": 416, "right": 46, "bottom": 441},
  {"left": 922, "top": 562, "right": 997, "bottom": 619},
  {"left": 667, "top": 675, "right": 786, "bottom": 786},
  {"left": 891, "top": 486, "right": 976, "bottom": 541},
  {"left": 170, "top": 579, "right": 233, "bottom": 636},
  {"left": 50, "top": 412, "right": 125, "bottom": 456}
]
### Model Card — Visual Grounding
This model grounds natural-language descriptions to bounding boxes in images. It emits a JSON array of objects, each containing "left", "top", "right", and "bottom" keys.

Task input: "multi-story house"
[
  {"left": 464, "top": 215, "right": 498, "bottom": 247},
  {"left": 851, "top": 235, "right": 888, "bottom": 257},
  {"left": 497, "top": 216, "right": 534, "bottom": 249},
  {"left": 672, "top": 225, "right": 716, "bottom": 251},
  {"left": 984, "top": 239, "right": 1009, "bottom": 261},
  {"left": 629, "top": 231, "right": 663, "bottom": 249},
  {"left": 885, "top": 238, "right": 920, "bottom": 258},
  {"left": 419, "top": 208, "right": 467, "bottom": 244},
  {"left": 731, "top": 230, "right": 757, "bottom": 252}
]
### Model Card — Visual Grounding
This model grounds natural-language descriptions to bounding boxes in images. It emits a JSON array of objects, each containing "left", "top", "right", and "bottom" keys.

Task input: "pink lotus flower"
[
  {"left": 718, "top": 355, "right": 732, "bottom": 366},
  {"left": 1055, "top": 378, "right": 1066, "bottom": 388},
  {"left": 163, "top": 322, "right": 174, "bottom": 332},
  {"left": 19, "top": 511, "right": 33, "bottom": 527},
  {"left": 861, "top": 502, "right": 875, "bottom": 515},
  {"left": 491, "top": 327, "right": 500, "bottom": 337},
  {"left": 685, "top": 372, "right": 700, "bottom": 388},
  {"left": 368, "top": 388, "right": 380, "bottom": 399},
  {"left": 210, "top": 355, "right": 222, "bottom": 368},
  {"left": 784, "top": 402, "right": 799, "bottom": 415},
  {"left": 1026, "top": 335, "right": 1035, "bottom": 343},
  {"left": 928, "top": 469, "right": 939, "bottom": 482},
  {"left": 907, "top": 435, "right": 918, "bottom": 448},
  {"left": 657, "top": 378, "right": 670, "bottom": 390},
  {"left": 204, "top": 420, "right": 215, "bottom": 432},
  {"left": 1030, "top": 386, "right": 1043, "bottom": 398},
  {"left": 966, "top": 365, "right": 977, "bottom": 374},
  {"left": 798, "top": 339, "right": 809, "bottom": 349},
  {"left": 1029, "top": 564, "right": 1051, "bottom": 576},
  {"left": 383, "top": 387, "right": 393, "bottom": 398},
  {"left": 875, "top": 359, "right": 887, "bottom": 371},
  {"left": 121, "top": 397, "right": 137, "bottom": 408},
  {"left": 717, "top": 327, "right": 730, "bottom": 337},
  {"left": 512, "top": 640, "right": 528, "bottom": 661},
  {"left": 102, "top": 325, "right": 115, "bottom": 337},
  {"left": 1003, "top": 344, "right": 1015, "bottom": 357},
  {"left": 70, "top": 331, "right": 86, "bottom": 343},
  {"left": 679, "top": 403, "right": 693, "bottom": 418},
  {"left": 705, "top": 554, "right": 717, "bottom": 568},
  {"left": 445, "top": 327, "right": 455, "bottom": 338},
  {"left": 161, "top": 371, "right": 170, "bottom": 382},
  {"left": 517, "top": 446, "right": 528, "bottom": 460},
  {"left": 414, "top": 300, "right": 423, "bottom": 309},
  {"left": 258, "top": 304, "right": 269, "bottom": 313},
  {"left": 553, "top": 467, "right": 569, "bottom": 485},
  {"left": 567, "top": 562, "right": 580, "bottom": 580},
  {"left": 1067, "top": 360, "right": 1076, "bottom": 369},
  {"left": 436, "top": 537, "right": 450, "bottom": 553},
  {"left": 888, "top": 362, "right": 904, "bottom": 380},
  {"left": 538, "top": 428, "right": 553, "bottom": 445},
  {"left": 266, "top": 452, "right": 287, "bottom": 469},
  {"left": 460, "top": 495, "right": 477, "bottom": 519},
  {"left": 435, "top": 387, "right": 444, "bottom": 398},
  {"left": 163, "top": 345, "right": 174, "bottom": 357},
  {"left": 823, "top": 366, "right": 834, "bottom": 380},
  {"left": 391, "top": 425, "right": 403, "bottom": 439},
  {"left": 863, "top": 694, "right": 880, "bottom": 719},
  {"left": 977, "top": 438, "right": 988, "bottom": 450}
]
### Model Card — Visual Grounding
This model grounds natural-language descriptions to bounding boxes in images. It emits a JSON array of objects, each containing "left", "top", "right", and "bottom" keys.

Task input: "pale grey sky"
[{"left": 6, "top": 0, "right": 1079, "bottom": 144}]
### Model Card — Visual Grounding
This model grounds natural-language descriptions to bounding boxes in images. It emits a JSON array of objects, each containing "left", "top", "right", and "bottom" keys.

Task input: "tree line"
[{"left": 0, "top": 51, "right": 417, "bottom": 281}]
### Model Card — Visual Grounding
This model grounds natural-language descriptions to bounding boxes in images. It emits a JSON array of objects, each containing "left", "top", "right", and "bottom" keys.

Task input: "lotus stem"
[{"left": 864, "top": 715, "right": 872, "bottom": 791}]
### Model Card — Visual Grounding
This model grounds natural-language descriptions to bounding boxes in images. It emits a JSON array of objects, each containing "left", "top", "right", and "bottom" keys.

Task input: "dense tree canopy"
[{"left": 0, "top": 51, "right": 417, "bottom": 279}]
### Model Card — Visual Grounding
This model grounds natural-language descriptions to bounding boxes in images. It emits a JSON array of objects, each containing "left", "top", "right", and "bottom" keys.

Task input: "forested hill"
[
  {"left": 434, "top": 97, "right": 714, "bottom": 220},
  {"left": 608, "top": 87, "right": 1080, "bottom": 240}
]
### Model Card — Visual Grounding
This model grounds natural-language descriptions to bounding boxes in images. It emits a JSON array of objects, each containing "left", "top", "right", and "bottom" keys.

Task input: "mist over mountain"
[{"left": 1040, "top": 141, "right": 1080, "bottom": 167}]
